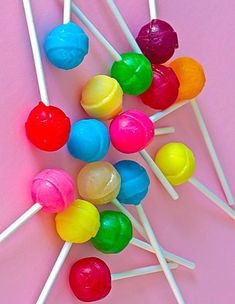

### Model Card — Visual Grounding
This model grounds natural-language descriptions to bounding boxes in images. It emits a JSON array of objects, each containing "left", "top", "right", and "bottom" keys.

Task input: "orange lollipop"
[{"left": 168, "top": 57, "right": 206, "bottom": 101}]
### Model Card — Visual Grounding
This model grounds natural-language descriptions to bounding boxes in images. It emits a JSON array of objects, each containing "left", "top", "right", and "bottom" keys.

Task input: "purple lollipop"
[{"left": 136, "top": 19, "right": 178, "bottom": 64}]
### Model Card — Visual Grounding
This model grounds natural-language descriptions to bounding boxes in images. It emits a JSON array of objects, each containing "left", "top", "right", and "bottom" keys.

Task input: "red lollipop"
[
  {"left": 69, "top": 257, "right": 112, "bottom": 302},
  {"left": 25, "top": 102, "right": 71, "bottom": 151},
  {"left": 140, "top": 64, "right": 179, "bottom": 110}
]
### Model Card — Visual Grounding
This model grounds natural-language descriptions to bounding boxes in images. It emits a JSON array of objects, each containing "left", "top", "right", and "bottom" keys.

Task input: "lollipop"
[
  {"left": 71, "top": 3, "right": 153, "bottom": 95},
  {"left": 140, "top": 64, "right": 179, "bottom": 110},
  {"left": 69, "top": 257, "right": 178, "bottom": 302},
  {"left": 0, "top": 169, "right": 75, "bottom": 243},
  {"left": 36, "top": 199, "right": 100, "bottom": 304},
  {"left": 155, "top": 143, "right": 235, "bottom": 219},
  {"left": 109, "top": 109, "right": 179, "bottom": 200},
  {"left": 80, "top": 75, "right": 123, "bottom": 120},
  {"left": 77, "top": 161, "right": 195, "bottom": 269},
  {"left": 23, "top": 0, "right": 71, "bottom": 151},
  {"left": 136, "top": 0, "right": 178, "bottom": 64},
  {"left": 114, "top": 160, "right": 186, "bottom": 304},
  {"left": 44, "top": 0, "right": 89, "bottom": 70},
  {"left": 67, "top": 119, "right": 110, "bottom": 162}
]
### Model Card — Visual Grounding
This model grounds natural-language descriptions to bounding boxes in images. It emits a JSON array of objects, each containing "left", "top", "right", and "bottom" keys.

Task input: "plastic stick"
[
  {"left": 36, "top": 242, "right": 72, "bottom": 304},
  {"left": 22, "top": 0, "right": 49, "bottom": 106},
  {"left": 0, "top": 203, "right": 42, "bottom": 243},
  {"left": 155, "top": 127, "right": 175, "bottom": 136},
  {"left": 71, "top": 2, "right": 121, "bottom": 61},
  {"left": 63, "top": 0, "right": 71, "bottom": 24},
  {"left": 148, "top": 0, "right": 157, "bottom": 20}
]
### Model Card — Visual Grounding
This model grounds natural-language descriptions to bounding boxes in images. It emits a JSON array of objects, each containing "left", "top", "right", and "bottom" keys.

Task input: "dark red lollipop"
[
  {"left": 25, "top": 102, "right": 71, "bottom": 152},
  {"left": 140, "top": 64, "right": 179, "bottom": 110},
  {"left": 136, "top": 19, "right": 178, "bottom": 64},
  {"left": 69, "top": 257, "right": 112, "bottom": 302}
]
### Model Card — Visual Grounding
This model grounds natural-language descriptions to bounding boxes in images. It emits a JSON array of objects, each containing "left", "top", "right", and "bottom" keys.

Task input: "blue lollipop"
[
  {"left": 44, "top": 22, "right": 89, "bottom": 70},
  {"left": 67, "top": 119, "right": 110, "bottom": 162},
  {"left": 114, "top": 160, "right": 150, "bottom": 205}
]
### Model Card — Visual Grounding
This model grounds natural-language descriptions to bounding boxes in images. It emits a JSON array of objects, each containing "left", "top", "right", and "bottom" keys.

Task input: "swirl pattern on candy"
[
  {"left": 31, "top": 168, "right": 75, "bottom": 213},
  {"left": 91, "top": 210, "right": 133, "bottom": 253},
  {"left": 81, "top": 75, "right": 123, "bottom": 120},
  {"left": 44, "top": 22, "right": 89, "bottom": 70},
  {"left": 136, "top": 19, "right": 178, "bottom": 64},
  {"left": 67, "top": 119, "right": 110, "bottom": 162},
  {"left": 114, "top": 160, "right": 150, "bottom": 205}
]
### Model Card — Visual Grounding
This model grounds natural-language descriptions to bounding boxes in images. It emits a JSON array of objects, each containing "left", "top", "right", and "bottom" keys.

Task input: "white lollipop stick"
[
  {"left": 155, "top": 127, "right": 175, "bottom": 136},
  {"left": 106, "top": 0, "right": 142, "bottom": 54},
  {"left": 191, "top": 100, "right": 234, "bottom": 205},
  {"left": 150, "top": 101, "right": 190, "bottom": 123},
  {"left": 137, "top": 204, "right": 185, "bottom": 304},
  {"left": 0, "top": 203, "right": 42, "bottom": 243},
  {"left": 189, "top": 177, "right": 235, "bottom": 219},
  {"left": 139, "top": 149, "right": 179, "bottom": 200},
  {"left": 131, "top": 238, "right": 195, "bottom": 270},
  {"left": 71, "top": 2, "right": 121, "bottom": 61},
  {"left": 113, "top": 199, "right": 195, "bottom": 270},
  {"left": 148, "top": 0, "right": 158, "bottom": 20},
  {"left": 36, "top": 242, "right": 72, "bottom": 304},
  {"left": 23, "top": 0, "right": 49, "bottom": 106},
  {"left": 63, "top": 0, "right": 71, "bottom": 24},
  {"left": 112, "top": 263, "right": 178, "bottom": 281}
]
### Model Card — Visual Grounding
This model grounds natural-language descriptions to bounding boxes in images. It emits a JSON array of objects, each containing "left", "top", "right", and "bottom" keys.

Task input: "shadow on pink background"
[{"left": 0, "top": 0, "right": 235, "bottom": 303}]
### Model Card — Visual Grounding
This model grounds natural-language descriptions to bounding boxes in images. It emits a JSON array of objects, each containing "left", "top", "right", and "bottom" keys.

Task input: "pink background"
[{"left": 1, "top": 0, "right": 235, "bottom": 303}]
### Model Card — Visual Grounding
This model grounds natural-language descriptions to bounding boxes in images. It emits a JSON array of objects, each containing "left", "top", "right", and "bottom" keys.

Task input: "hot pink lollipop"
[
  {"left": 0, "top": 168, "right": 75, "bottom": 243},
  {"left": 140, "top": 64, "right": 179, "bottom": 110}
]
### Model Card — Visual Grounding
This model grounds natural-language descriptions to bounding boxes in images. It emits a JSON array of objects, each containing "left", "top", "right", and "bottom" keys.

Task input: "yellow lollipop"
[
  {"left": 154, "top": 142, "right": 235, "bottom": 220},
  {"left": 80, "top": 75, "right": 123, "bottom": 120},
  {"left": 155, "top": 142, "right": 196, "bottom": 186},
  {"left": 55, "top": 199, "right": 100, "bottom": 243},
  {"left": 77, "top": 161, "right": 121, "bottom": 205}
]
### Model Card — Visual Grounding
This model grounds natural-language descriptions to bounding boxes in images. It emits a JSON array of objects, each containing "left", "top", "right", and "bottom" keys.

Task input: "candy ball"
[
  {"left": 109, "top": 110, "right": 154, "bottom": 153},
  {"left": 55, "top": 199, "right": 100, "bottom": 243},
  {"left": 91, "top": 210, "right": 133, "bottom": 254},
  {"left": 140, "top": 64, "right": 179, "bottom": 110},
  {"left": 44, "top": 22, "right": 89, "bottom": 70},
  {"left": 114, "top": 160, "right": 150, "bottom": 205},
  {"left": 110, "top": 52, "right": 152, "bottom": 95},
  {"left": 80, "top": 75, "right": 123, "bottom": 120},
  {"left": 77, "top": 161, "right": 121, "bottom": 205},
  {"left": 155, "top": 142, "right": 196, "bottom": 186},
  {"left": 169, "top": 57, "right": 206, "bottom": 101},
  {"left": 31, "top": 168, "right": 75, "bottom": 213},
  {"left": 67, "top": 119, "right": 110, "bottom": 162},
  {"left": 69, "top": 257, "right": 111, "bottom": 302},
  {"left": 136, "top": 19, "right": 178, "bottom": 64},
  {"left": 25, "top": 102, "right": 71, "bottom": 151}
]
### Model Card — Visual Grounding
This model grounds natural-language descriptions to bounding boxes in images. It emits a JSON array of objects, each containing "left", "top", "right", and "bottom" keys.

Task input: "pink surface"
[{"left": 0, "top": 1, "right": 235, "bottom": 303}]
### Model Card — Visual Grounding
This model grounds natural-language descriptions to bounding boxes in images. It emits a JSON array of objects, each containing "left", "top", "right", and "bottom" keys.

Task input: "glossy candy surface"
[
  {"left": 44, "top": 22, "right": 89, "bottom": 70},
  {"left": 69, "top": 257, "right": 111, "bottom": 302},
  {"left": 155, "top": 142, "right": 196, "bottom": 186},
  {"left": 77, "top": 161, "right": 120, "bottom": 205},
  {"left": 55, "top": 199, "right": 100, "bottom": 243},
  {"left": 136, "top": 19, "right": 178, "bottom": 64},
  {"left": 140, "top": 64, "right": 179, "bottom": 110},
  {"left": 114, "top": 160, "right": 150, "bottom": 205},
  {"left": 110, "top": 52, "right": 152, "bottom": 95},
  {"left": 31, "top": 168, "right": 75, "bottom": 213},
  {"left": 91, "top": 210, "right": 133, "bottom": 253},
  {"left": 67, "top": 119, "right": 110, "bottom": 162},
  {"left": 25, "top": 102, "right": 71, "bottom": 151},
  {"left": 81, "top": 75, "right": 123, "bottom": 120},
  {"left": 109, "top": 110, "right": 154, "bottom": 153},
  {"left": 169, "top": 57, "right": 206, "bottom": 101}
]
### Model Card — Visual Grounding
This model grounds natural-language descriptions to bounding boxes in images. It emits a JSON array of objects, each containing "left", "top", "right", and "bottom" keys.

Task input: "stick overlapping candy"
[{"left": 1, "top": 0, "right": 234, "bottom": 303}]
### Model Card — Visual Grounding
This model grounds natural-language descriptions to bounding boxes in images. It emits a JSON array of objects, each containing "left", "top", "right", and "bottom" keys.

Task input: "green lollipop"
[
  {"left": 111, "top": 52, "right": 153, "bottom": 95},
  {"left": 91, "top": 210, "right": 133, "bottom": 254}
]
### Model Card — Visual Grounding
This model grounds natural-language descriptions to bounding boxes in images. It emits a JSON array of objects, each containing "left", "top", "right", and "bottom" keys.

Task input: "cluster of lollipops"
[{"left": 1, "top": 0, "right": 234, "bottom": 304}]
